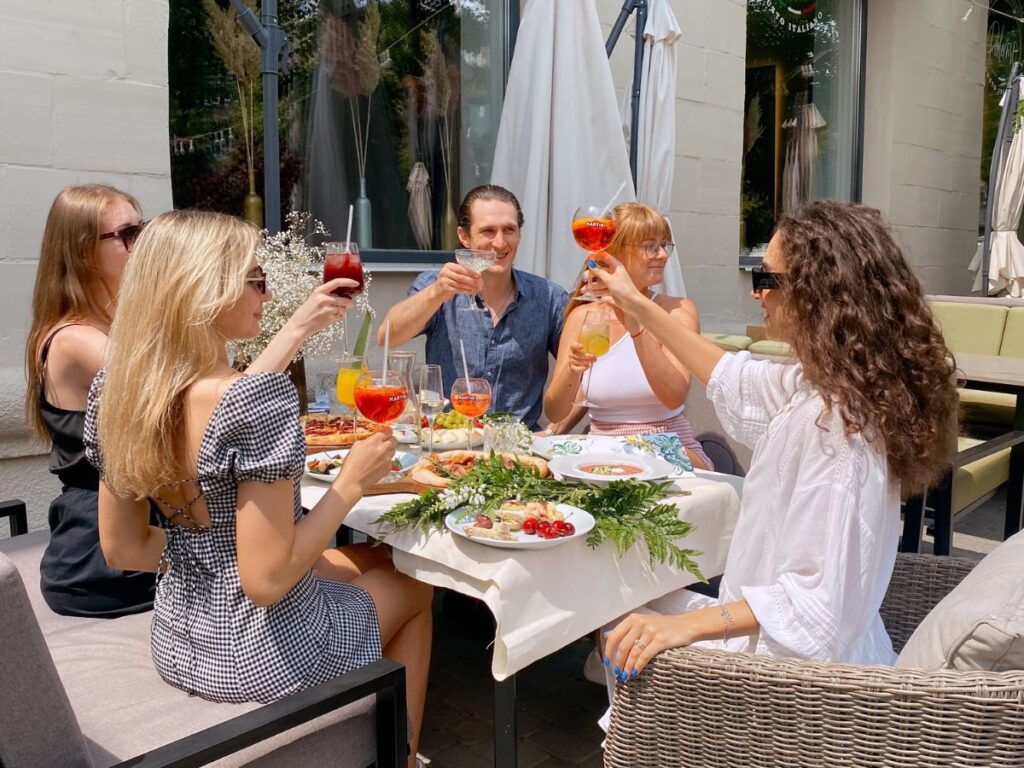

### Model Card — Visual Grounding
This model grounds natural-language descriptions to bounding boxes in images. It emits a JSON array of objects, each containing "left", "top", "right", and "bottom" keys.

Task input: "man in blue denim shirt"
[{"left": 379, "top": 185, "right": 569, "bottom": 430}]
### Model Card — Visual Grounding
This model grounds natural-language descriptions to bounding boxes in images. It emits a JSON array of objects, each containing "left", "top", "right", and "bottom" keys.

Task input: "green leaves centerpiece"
[{"left": 376, "top": 455, "right": 705, "bottom": 581}]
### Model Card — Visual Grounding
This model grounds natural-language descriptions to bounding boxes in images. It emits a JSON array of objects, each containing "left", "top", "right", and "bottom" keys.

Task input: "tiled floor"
[{"left": 415, "top": 488, "right": 1012, "bottom": 767}]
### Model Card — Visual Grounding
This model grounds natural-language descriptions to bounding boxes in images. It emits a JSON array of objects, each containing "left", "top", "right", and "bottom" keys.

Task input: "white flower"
[{"left": 233, "top": 211, "right": 367, "bottom": 365}]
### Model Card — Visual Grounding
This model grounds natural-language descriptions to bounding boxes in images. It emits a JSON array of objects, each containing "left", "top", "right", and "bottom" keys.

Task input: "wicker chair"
[{"left": 604, "top": 554, "right": 1024, "bottom": 767}]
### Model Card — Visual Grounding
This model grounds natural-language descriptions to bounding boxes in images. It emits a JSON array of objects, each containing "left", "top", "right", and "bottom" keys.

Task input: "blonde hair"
[
  {"left": 25, "top": 185, "right": 141, "bottom": 440},
  {"left": 97, "top": 210, "right": 260, "bottom": 498},
  {"left": 567, "top": 202, "right": 671, "bottom": 314}
]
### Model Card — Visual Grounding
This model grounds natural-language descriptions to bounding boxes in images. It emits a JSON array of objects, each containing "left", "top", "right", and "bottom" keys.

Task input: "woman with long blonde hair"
[
  {"left": 26, "top": 186, "right": 357, "bottom": 618},
  {"left": 544, "top": 202, "right": 713, "bottom": 470},
  {"left": 590, "top": 201, "right": 957, "bottom": 687},
  {"left": 86, "top": 210, "right": 432, "bottom": 767}
]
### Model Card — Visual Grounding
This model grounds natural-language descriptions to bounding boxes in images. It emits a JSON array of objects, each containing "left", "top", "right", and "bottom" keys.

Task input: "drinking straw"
[
  {"left": 345, "top": 204, "right": 354, "bottom": 248},
  {"left": 382, "top": 319, "right": 390, "bottom": 375},
  {"left": 459, "top": 339, "right": 471, "bottom": 382},
  {"left": 601, "top": 179, "right": 629, "bottom": 214}
]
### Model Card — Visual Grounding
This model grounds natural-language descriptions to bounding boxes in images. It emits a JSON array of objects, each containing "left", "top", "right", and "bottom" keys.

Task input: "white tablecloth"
[{"left": 301, "top": 475, "right": 740, "bottom": 679}]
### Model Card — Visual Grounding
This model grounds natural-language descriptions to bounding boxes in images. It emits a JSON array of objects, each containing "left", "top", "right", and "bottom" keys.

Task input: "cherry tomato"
[
  {"left": 562, "top": 521, "right": 576, "bottom": 536},
  {"left": 552, "top": 520, "right": 569, "bottom": 535},
  {"left": 540, "top": 527, "right": 560, "bottom": 540},
  {"left": 522, "top": 517, "right": 539, "bottom": 535},
  {"left": 474, "top": 514, "right": 492, "bottom": 529},
  {"left": 537, "top": 520, "right": 552, "bottom": 536}
]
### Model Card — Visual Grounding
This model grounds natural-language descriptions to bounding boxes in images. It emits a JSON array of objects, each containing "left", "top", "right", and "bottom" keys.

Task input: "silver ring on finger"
[{"left": 634, "top": 639, "right": 646, "bottom": 650}]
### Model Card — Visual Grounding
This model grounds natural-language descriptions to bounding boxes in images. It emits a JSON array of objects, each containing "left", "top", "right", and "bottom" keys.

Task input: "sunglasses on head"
[
  {"left": 751, "top": 265, "right": 784, "bottom": 292},
  {"left": 98, "top": 221, "right": 147, "bottom": 251},
  {"left": 246, "top": 266, "right": 268, "bottom": 294}
]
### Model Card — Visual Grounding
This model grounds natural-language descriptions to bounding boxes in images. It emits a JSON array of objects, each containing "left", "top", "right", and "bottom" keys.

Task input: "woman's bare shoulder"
[{"left": 657, "top": 294, "right": 699, "bottom": 326}]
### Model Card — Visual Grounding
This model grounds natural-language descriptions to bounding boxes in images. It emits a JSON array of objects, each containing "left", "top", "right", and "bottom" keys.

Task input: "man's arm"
[{"left": 377, "top": 264, "right": 483, "bottom": 347}]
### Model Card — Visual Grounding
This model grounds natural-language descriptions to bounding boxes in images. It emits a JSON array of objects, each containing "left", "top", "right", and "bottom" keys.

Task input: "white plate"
[
  {"left": 548, "top": 452, "right": 675, "bottom": 484},
  {"left": 445, "top": 503, "right": 594, "bottom": 550},
  {"left": 422, "top": 427, "right": 484, "bottom": 448},
  {"left": 304, "top": 450, "right": 418, "bottom": 483}
]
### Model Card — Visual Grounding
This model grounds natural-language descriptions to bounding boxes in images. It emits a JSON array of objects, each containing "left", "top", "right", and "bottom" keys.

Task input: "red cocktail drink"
[
  {"left": 354, "top": 384, "right": 408, "bottom": 424},
  {"left": 324, "top": 250, "right": 364, "bottom": 299},
  {"left": 572, "top": 218, "right": 616, "bottom": 252}
]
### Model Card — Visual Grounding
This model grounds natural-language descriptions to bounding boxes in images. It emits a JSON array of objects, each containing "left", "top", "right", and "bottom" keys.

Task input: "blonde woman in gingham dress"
[{"left": 85, "top": 211, "right": 432, "bottom": 768}]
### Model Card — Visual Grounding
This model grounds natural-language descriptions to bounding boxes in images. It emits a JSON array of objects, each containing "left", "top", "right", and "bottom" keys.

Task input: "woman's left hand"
[
  {"left": 604, "top": 612, "right": 696, "bottom": 681},
  {"left": 288, "top": 279, "right": 357, "bottom": 336}
]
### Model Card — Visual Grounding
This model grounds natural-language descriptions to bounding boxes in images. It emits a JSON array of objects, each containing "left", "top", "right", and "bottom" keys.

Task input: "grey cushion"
[
  {"left": 896, "top": 529, "right": 1024, "bottom": 670},
  {"left": 1, "top": 533, "right": 378, "bottom": 768},
  {"left": 0, "top": 545, "right": 93, "bottom": 768}
]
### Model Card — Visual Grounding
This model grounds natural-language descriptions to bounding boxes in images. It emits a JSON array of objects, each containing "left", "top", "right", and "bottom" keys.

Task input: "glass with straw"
[{"left": 451, "top": 339, "right": 491, "bottom": 451}]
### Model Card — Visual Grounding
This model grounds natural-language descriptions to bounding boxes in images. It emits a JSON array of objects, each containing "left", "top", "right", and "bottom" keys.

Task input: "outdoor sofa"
[
  {"left": 0, "top": 507, "right": 407, "bottom": 768},
  {"left": 604, "top": 548, "right": 1024, "bottom": 767}
]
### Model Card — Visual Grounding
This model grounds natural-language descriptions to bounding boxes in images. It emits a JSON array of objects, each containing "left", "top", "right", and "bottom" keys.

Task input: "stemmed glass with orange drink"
[
  {"left": 574, "top": 308, "right": 612, "bottom": 407},
  {"left": 353, "top": 369, "right": 409, "bottom": 427},
  {"left": 450, "top": 377, "right": 492, "bottom": 451},
  {"left": 572, "top": 206, "right": 616, "bottom": 301}
]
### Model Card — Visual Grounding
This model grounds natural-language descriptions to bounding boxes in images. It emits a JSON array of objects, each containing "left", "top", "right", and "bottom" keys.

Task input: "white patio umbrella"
[
  {"left": 617, "top": 0, "right": 686, "bottom": 297},
  {"left": 970, "top": 90, "right": 1024, "bottom": 297},
  {"left": 491, "top": 0, "right": 635, "bottom": 291}
]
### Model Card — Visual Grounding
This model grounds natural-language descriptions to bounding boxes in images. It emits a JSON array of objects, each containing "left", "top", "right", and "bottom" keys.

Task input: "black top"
[{"left": 37, "top": 325, "right": 155, "bottom": 617}]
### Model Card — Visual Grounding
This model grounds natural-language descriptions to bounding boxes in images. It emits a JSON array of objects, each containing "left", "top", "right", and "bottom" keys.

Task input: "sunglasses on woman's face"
[
  {"left": 246, "top": 266, "right": 269, "bottom": 295},
  {"left": 98, "top": 221, "right": 147, "bottom": 251},
  {"left": 751, "top": 265, "right": 784, "bottom": 292}
]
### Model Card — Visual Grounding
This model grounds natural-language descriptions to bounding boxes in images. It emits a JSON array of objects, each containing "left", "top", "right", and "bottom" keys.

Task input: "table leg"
[
  {"left": 930, "top": 472, "right": 953, "bottom": 556},
  {"left": 494, "top": 674, "right": 517, "bottom": 768},
  {"left": 1005, "top": 397, "right": 1024, "bottom": 540},
  {"left": 899, "top": 494, "right": 926, "bottom": 553}
]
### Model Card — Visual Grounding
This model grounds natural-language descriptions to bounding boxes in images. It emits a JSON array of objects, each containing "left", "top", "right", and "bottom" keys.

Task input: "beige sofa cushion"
[
  {"left": 953, "top": 436, "right": 1010, "bottom": 512},
  {"left": 930, "top": 301, "right": 1008, "bottom": 355},
  {"left": 959, "top": 388, "right": 1017, "bottom": 427},
  {"left": 1001, "top": 307, "right": 1024, "bottom": 358},
  {"left": 748, "top": 339, "right": 793, "bottom": 357},
  {"left": 896, "top": 530, "right": 1024, "bottom": 671},
  {"left": 701, "top": 333, "right": 752, "bottom": 353}
]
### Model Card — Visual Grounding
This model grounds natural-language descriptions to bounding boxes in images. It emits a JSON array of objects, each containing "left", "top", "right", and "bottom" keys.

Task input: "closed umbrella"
[
  {"left": 618, "top": 0, "right": 686, "bottom": 296},
  {"left": 781, "top": 98, "right": 826, "bottom": 213},
  {"left": 971, "top": 89, "right": 1024, "bottom": 297},
  {"left": 491, "top": 0, "right": 635, "bottom": 289},
  {"left": 407, "top": 161, "right": 433, "bottom": 250}
]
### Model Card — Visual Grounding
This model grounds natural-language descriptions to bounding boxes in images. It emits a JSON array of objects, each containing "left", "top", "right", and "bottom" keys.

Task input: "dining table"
[{"left": 300, "top": 467, "right": 742, "bottom": 768}]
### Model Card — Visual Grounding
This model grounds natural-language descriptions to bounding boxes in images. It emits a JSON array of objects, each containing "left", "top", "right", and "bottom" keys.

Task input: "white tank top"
[{"left": 584, "top": 332, "right": 685, "bottom": 424}]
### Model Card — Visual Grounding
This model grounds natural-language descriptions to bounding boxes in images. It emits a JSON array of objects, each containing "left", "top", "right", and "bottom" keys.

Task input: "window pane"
[
  {"left": 294, "top": 0, "right": 508, "bottom": 250},
  {"left": 741, "top": 0, "right": 861, "bottom": 254}
]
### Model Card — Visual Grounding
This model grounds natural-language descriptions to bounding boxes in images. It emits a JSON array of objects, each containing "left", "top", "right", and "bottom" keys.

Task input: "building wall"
[
  {"left": 861, "top": 0, "right": 986, "bottom": 294},
  {"left": 0, "top": 1, "right": 173, "bottom": 533},
  {"left": 599, "top": 0, "right": 756, "bottom": 334}
]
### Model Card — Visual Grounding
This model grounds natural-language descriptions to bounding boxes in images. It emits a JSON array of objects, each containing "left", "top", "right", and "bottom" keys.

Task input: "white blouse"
[{"left": 682, "top": 351, "right": 900, "bottom": 665}]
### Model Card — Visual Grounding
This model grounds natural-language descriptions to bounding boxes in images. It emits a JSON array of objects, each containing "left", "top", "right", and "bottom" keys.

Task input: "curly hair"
[{"left": 775, "top": 200, "right": 958, "bottom": 498}]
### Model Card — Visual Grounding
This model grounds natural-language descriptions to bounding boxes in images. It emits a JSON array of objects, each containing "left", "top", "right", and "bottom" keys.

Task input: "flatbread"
[
  {"left": 410, "top": 450, "right": 549, "bottom": 489},
  {"left": 301, "top": 415, "right": 378, "bottom": 447}
]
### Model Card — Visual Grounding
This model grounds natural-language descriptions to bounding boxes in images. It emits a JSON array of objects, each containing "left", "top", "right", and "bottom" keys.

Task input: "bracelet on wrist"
[
  {"left": 721, "top": 604, "right": 735, "bottom": 642},
  {"left": 630, "top": 327, "right": 646, "bottom": 339}
]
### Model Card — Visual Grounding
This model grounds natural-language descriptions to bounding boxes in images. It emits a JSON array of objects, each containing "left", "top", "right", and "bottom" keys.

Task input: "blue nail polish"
[
  {"left": 613, "top": 666, "right": 620, "bottom": 676},
  {"left": 631, "top": 668, "right": 638, "bottom": 678},
  {"left": 587, "top": 259, "right": 598, "bottom": 269},
  {"left": 619, "top": 672, "right": 629, "bottom": 682},
  {"left": 603, "top": 657, "right": 610, "bottom": 666}
]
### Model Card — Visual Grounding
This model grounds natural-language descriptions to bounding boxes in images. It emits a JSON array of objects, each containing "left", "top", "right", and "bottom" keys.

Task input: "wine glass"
[
  {"left": 454, "top": 248, "right": 496, "bottom": 312},
  {"left": 353, "top": 369, "right": 409, "bottom": 426},
  {"left": 572, "top": 206, "right": 617, "bottom": 302},
  {"left": 418, "top": 364, "right": 445, "bottom": 454},
  {"left": 451, "top": 377, "right": 492, "bottom": 451},
  {"left": 574, "top": 309, "right": 612, "bottom": 407},
  {"left": 335, "top": 353, "right": 365, "bottom": 433},
  {"left": 324, "top": 241, "right": 363, "bottom": 299}
]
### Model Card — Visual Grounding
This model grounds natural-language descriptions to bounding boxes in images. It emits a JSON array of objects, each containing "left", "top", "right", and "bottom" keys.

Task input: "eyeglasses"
[
  {"left": 98, "top": 221, "right": 147, "bottom": 251},
  {"left": 751, "top": 265, "right": 784, "bottom": 292},
  {"left": 246, "top": 266, "right": 269, "bottom": 294},
  {"left": 638, "top": 241, "right": 675, "bottom": 258}
]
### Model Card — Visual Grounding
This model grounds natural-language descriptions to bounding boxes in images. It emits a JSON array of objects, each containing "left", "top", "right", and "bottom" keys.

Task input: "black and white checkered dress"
[{"left": 85, "top": 371, "right": 382, "bottom": 704}]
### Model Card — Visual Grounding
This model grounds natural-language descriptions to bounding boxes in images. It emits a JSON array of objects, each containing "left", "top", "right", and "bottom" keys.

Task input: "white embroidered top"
[{"left": 698, "top": 351, "right": 900, "bottom": 664}]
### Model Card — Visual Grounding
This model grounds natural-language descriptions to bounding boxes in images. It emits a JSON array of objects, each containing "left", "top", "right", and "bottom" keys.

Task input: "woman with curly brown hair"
[{"left": 591, "top": 201, "right": 957, "bottom": 683}]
